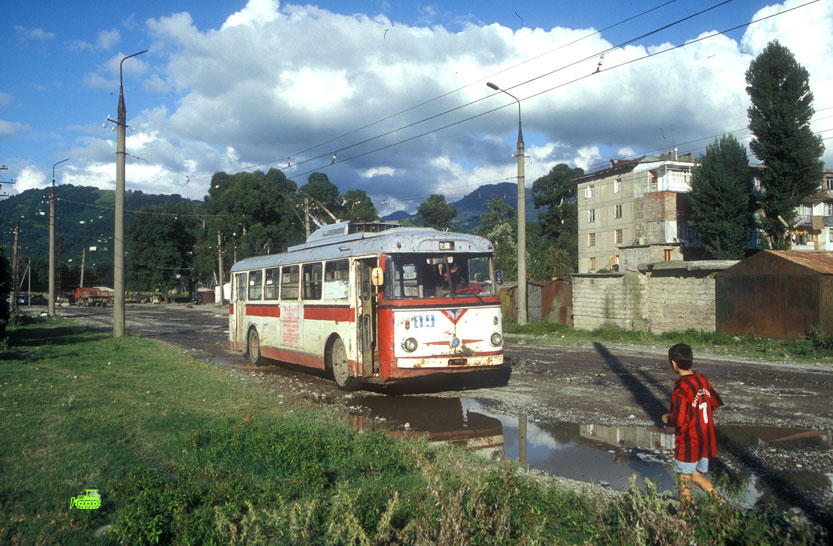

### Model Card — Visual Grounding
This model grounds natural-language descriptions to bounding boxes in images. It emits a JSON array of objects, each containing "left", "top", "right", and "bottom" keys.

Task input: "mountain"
[
  {"left": 382, "top": 181, "right": 545, "bottom": 233},
  {"left": 0, "top": 185, "right": 201, "bottom": 264}
]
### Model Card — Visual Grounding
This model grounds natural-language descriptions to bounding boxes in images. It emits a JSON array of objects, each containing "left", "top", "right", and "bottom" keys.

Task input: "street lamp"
[
  {"left": 49, "top": 158, "right": 70, "bottom": 317},
  {"left": 113, "top": 49, "right": 148, "bottom": 338},
  {"left": 486, "top": 81, "right": 527, "bottom": 325}
]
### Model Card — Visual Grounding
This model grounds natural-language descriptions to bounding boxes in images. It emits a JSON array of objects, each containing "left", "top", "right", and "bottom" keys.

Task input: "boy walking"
[{"left": 661, "top": 343, "right": 723, "bottom": 505}]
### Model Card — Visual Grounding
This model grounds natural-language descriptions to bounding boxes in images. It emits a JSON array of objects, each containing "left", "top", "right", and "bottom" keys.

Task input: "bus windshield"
[{"left": 384, "top": 254, "right": 496, "bottom": 299}]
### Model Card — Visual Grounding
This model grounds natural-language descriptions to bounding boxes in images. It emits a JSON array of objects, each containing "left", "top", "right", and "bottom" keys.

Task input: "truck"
[{"left": 74, "top": 287, "right": 114, "bottom": 307}]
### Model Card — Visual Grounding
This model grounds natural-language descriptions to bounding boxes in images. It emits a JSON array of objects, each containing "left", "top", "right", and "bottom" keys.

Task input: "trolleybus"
[{"left": 228, "top": 221, "right": 504, "bottom": 389}]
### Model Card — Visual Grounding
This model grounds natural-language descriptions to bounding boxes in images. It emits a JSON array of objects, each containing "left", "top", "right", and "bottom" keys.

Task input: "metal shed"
[
  {"left": 715, "top": 251, "right": 833, "bottom": 337},
  {"left": 500, "top": 279, "right": 573, "bottom": 325}
]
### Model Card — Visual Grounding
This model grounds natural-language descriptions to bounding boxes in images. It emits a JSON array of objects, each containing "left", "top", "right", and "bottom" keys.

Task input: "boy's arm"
[{"left": 668, "top": 389, "right": 689, "bottom": 428}]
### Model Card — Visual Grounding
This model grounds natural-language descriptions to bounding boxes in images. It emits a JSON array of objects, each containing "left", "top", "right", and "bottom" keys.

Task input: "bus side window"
[
  {"left": 281, "top": 265, "right": 299, "bottom": 300},
  {"left": 303, "top": 262, "right": 322, "bottom": 300},
  {"left": 248, "top": 269, "right": 263, "bottom": 300},
  {"left": 324, "top": 259, "right": 349, "bottom": 300},
  {"left": 264, "top": 268, "right": 279, "bottom": 300},
  {"left": 235, "top": 273, "right": 247, "bottom": 302}
]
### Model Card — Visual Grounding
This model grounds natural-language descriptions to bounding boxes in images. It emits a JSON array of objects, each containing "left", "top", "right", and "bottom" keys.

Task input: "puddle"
[{"left": 350, "top": 395, "right": 832, "bottom": 509}]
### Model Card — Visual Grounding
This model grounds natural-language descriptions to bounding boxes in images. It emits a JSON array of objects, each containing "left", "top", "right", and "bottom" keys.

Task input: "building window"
[
  {"left": 584, "top": 184, "right": 595, "bottom": 199},
  {"left": 588, "top": 233, "right": 596, "bottom": 247},
  {"left": 825, "top": 202, "right": 833, "bottom": 216},
  {"left": 589, "top": 257, "right": 596, "bottom": 270},
  {"left": 615, "top": 229, "right": 623, "bottom": 244},
  {"left": 614, "top": 204, "right": 622, "bottom": 218},
  {"left": 663, "top": 249, "right": 672, "bottom": 261},
  {"left": 609, "top": 256, "right": 619, "bottom": 270},
  {"left": 826, "top": 176, "right": 833, "bottom": 190},
  {"left": 614, "top": 178, "right": 621, "bottom": 193},
  {"left": 588, "top": 208, "right": 596, "bottom": 223}
]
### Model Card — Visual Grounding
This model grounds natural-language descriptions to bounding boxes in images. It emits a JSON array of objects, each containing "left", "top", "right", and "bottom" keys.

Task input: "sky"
[{"left": 1, "top": 0, "right": 831, "bottom": 217}]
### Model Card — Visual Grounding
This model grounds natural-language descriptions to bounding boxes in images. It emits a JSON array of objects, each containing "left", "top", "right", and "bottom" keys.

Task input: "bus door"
[
  {"left": 355, "top": 259, "right": 378, "bottom": 376},
  {"left": 234, "top": 272, "right": 247, "bottom": 351}
]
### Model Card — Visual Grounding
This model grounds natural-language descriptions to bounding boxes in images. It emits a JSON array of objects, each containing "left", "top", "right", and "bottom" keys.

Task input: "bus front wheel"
[
  {"left": 329, "top": 337, "right": 356, "bottom": 391},
  {"left": 248, "top": 328, "right": 263, "bottom": 366}
]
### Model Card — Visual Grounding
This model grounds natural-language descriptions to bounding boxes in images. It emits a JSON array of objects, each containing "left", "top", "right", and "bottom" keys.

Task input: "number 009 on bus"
[{"left": 228, "top": 221, "right": 504, "bottom": 390}]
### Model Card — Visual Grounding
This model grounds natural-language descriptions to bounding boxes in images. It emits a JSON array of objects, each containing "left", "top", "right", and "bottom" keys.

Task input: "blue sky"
[{"left": 1, "top": 0, "right": 831, "bottom": 215}]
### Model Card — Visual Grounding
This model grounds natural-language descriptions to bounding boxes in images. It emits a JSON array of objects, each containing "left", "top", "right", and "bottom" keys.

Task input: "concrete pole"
[
  {"left": 11, "top": 218, "right": 19, "bottom": 314},
  {"left": 486, "top": 82, "right": 526, "bottom": 324},
  {"left": 217, "top": 228, "right": 224, "bottom": 303},
  {"left": 113, "top": 49, "right": 148, "bottom": 338},
  {"left": 80, "top": 245, "right": 86, "bottom": 288},
  {"left": 49, "top": 159, "right": 69, "bottom": 317}
]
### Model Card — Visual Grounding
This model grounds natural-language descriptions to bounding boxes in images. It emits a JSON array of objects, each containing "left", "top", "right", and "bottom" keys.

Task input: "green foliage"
[
  {"left": 531, "top": 163, "right": 584, "bottom": 266},
  {"left": 342, "top": 189, "right": 379, "bottom": 221},
  {"left": 689, "top": 135, "right": 756, "bottom": 259},
  {"left": 746, "top": 40, "right": 825, "bottom": 249},
  {"left": 301, "top": 172, "right": 344, "bottom": 221},
  {"left": 478, "top": 196, "right": 517, "bottom": 279},
  {"left": 126, "top": 202, "right": 200, "bottom": 293},
  {"left": 417, "top": 194, "right": 457, "bottom": 230}
]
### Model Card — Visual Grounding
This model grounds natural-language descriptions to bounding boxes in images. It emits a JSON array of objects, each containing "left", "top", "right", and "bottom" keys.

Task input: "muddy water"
[{"left": 351, "top": 395, "right": 831, "bottom": 509}]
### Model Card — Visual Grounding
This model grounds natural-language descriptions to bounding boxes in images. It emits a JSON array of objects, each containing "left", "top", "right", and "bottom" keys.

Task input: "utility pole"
[
  {"left": 217, "top": 228, "right": 224, "bottom": 303},
  {"left": 49, "top": 158, "right": 70, "bottom": 317},
  {"left": 57, "top": 237, "right": 63, "bottom": 298},
  {"left": 11, "top": 218, "right": 19, "bottom": 314},
  {"left": 26, "top": 259, "right": 31, "bottom": 305},
  {"left": 486, "top": 82, "right": 527, "bottom": 324},
  {"left": 113, "top": 49, "right": 148, "bottom": 338},
  {"left": 80, "top": 245, "right": 86, "bottom": 288}
]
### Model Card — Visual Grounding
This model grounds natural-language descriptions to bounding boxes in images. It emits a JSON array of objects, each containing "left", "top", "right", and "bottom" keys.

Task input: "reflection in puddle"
[{"left": 351, "top": 395, "right": 831, "bottom": 510}]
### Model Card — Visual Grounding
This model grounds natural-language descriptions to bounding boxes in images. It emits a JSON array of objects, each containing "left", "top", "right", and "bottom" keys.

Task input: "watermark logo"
[{"left": 69, "top": 489, "right": 101, "bottom": 510}]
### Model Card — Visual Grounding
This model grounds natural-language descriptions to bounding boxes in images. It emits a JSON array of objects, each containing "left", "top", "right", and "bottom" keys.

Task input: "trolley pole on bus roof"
[
  {"left": 486, "top": 82, "right": 527, "bottom": 324},
  {"left": 113, "top": 49, "right": 147, "bottom": 338}
]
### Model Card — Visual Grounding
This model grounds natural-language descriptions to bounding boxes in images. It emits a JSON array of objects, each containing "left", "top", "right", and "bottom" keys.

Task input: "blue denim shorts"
[{"left": 673, "top": 457, "right": 709, "bottom": 475}]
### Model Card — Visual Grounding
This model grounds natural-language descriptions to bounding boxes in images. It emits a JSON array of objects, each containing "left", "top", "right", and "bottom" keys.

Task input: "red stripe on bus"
[
  {"left": 261, "top": 346, "right": 325, "bottom": 370},
  {"left": 246, "top": 305, "right": 281, "bottom": 318},
  {"left": 304, "top": 306, "right": 354, "bottom": 322}
]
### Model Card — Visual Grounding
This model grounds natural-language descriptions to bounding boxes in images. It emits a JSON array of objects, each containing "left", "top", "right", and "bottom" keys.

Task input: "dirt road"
[{"left": 46, "top": 303, "right": 833, "bottom": 528}]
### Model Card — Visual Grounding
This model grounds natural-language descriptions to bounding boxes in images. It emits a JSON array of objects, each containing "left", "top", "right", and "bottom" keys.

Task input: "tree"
[
  {"left": 478, "top": 196, "right": 517, "bottom": 280},
  {"left": 531, "top": 163, "right": 584, "bottom": 267},
  {"left": 126, "top": 203, "right": 197, "bottom": 298},
  {"left": 301, "top": 173, "right": 343, "bottom": 221},
  {"left": 689, "top": 135, "right": 755, "bottom": 259},
  {"left": 417, "top": 194, "right": 457, "bottom": 230},
  {"left": 342, "top": 189, "right": 379, "bottom": 221},
  {"left": 746, "top": 40, "right": 825, "bottom": 249}
]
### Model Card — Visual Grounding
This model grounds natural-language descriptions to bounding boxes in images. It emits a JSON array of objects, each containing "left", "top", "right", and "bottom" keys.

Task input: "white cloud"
[
  {"left": 14, "top": 166, "right": 47, "bottom": 193},
  {"left": 97, "top": 29, "right": 121, "bottom": 50},
  {"left": 361, "top": 166, "right": 397, "bottom": 178},
  {"left": 14, "top": 25, "right": 55, "bottom": 41},
  {"left": 0, "top": 120, "right": 30, "bottom": 137},
  {"left": 0, "top": 93, "right": 10, "bottom": 106},
  {"left": 60, "top": 0, "right": 832, "bottom": 208}
]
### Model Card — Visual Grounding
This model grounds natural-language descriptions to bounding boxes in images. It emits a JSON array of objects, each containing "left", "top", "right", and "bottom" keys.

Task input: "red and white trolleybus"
[{"left": 229, "top": 221, "right": 504, "bottom": 389}]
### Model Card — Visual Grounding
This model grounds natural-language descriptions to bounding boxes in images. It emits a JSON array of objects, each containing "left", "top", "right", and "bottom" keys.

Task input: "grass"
[
  {"left": 503, "top": 320, "right": 833, "bottom": 362},
  {"left": 0, "top": 317, "right": 825, "bottom": 544}
]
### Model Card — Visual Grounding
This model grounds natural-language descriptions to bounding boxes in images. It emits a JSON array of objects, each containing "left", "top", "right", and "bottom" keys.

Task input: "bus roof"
[{"left": 231, "top": 221, "right": 494, "bottom": 272}]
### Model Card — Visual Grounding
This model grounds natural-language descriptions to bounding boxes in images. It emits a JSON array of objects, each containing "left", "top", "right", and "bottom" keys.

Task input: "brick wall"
[{"left": 572, "top": 262, "right": 733, "bottom": 333}]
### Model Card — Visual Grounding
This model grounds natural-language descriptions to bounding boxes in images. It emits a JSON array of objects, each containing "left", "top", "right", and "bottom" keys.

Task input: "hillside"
[
  {"left": 0, "top": 185, "right": 200, "bottom": 264},
  {"left": 382, "top": 181, "right": 546, "bottom": 232}
]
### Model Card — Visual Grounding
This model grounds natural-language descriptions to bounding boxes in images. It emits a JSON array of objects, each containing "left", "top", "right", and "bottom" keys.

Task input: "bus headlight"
[
  {"left": 490, "top": 332, "right": 503, "bottom": 347},
  {"left": 402, "top": 337, "right": 418, "bottom": 352}
]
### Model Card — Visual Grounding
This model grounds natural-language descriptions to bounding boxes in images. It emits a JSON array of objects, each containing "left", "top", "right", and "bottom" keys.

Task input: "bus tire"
[
  {"left": 329, "top": 337, "right": 356, "bottom": 391},
  {"left": 248, "top": 328, "right": 263, "bottom": 366}
]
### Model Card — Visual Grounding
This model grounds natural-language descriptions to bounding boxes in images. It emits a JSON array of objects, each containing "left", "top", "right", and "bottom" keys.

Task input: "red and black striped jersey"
[{"left": 669, "top": 372, "right": 723, "bottom": 463}]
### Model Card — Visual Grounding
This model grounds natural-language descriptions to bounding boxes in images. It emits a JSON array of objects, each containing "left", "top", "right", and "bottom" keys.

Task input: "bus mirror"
[{"left": 371, "top": 267, "right": 384, "bottom": 287}]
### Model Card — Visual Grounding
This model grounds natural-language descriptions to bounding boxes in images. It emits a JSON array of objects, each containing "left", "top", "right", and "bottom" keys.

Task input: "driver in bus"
[{"left": 444, "top": 261, "right": 465, "bottom": 291}]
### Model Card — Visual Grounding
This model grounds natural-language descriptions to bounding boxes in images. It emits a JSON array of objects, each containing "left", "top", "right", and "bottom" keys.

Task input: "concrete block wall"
[{"left": 573, "top": 268, "right": 719, "bottom": 334}]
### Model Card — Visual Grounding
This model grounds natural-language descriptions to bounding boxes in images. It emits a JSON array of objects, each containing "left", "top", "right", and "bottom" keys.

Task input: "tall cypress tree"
[
  {"left": 746, "top": 40, "right": 825, "bottom": 249},
  {"left": 689, "top": 135, "right": 754, "bottom": 259}
]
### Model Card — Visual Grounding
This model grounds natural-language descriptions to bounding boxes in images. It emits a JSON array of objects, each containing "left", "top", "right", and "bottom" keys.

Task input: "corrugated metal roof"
[{"left": 768, "top": 251, "right": 833, "bottom": 274}]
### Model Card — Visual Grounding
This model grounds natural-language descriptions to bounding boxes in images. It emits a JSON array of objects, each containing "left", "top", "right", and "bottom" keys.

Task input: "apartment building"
[
  {"left": 575, "top": 153, "right": 697, "bottom": 273},
  {"left": 792, "top": 169, "right": 833, "bottom": 251}
]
